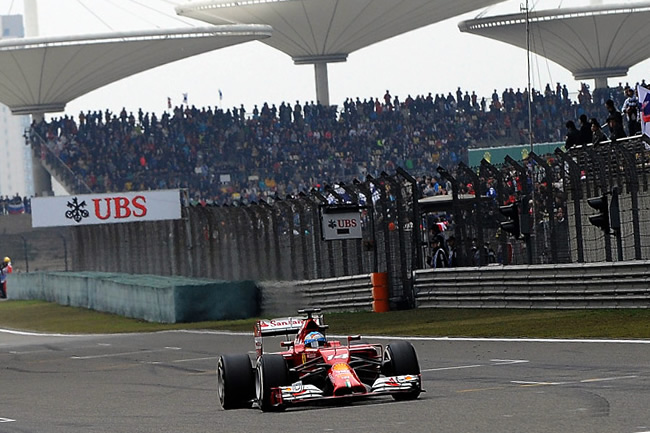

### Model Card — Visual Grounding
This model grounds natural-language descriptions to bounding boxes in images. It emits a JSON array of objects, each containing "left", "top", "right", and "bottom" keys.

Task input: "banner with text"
[
  {"left": 320, "top": 207, "right": 362, "bottom": 240},
  {"left": 31, "top": 189, "right": 182, "bottom": 228}
]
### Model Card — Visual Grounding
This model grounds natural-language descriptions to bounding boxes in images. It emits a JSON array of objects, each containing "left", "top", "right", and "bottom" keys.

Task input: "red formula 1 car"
[{"left": 217, "top": 308, "right": 422, "bottom": 411}]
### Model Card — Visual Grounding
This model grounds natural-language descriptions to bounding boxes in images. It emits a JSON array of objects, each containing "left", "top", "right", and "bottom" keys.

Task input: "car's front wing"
[{"left": 272, "top": 374, "right": 422, "bottom": 407}]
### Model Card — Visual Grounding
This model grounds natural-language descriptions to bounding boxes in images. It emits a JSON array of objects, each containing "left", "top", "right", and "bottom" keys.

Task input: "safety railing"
[
  {"left": 296, "top": 274, "right": 373, "bottom": 312},
  {"left": 414, "top": 261, "right": 650, "bottom": 309}
]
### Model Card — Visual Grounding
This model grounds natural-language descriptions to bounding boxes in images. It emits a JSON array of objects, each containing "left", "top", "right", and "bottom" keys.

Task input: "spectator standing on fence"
[
  {"left": 591, "top": 118, "right": 608, "bottom": 145},
  {"left": 605, "top": 99, "right": 626, "bottom": 141},
  {"left": 564, "top": 120, "right": 580, "bottom": 149},
  {"left": 578, "top": 114, "right": 592, "bottom": 145},
  {"left": 0, "top": 257, "right": 12, "bottom": 299},
  {"left": 621, "top": 86, "right": 641, "bottom": 136}
]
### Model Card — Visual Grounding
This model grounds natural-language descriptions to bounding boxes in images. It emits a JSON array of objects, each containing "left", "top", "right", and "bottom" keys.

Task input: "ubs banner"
[
  {"left": 31, "top": 189, "right": 182, "bottom": 228},
  {"left": 320, "top": 206, "right": 362, "bottom": 241}
]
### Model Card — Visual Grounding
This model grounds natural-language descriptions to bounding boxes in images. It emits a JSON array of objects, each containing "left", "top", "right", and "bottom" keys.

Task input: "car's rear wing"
[
  {"left": 254, "top": 309, "right": 326, "bottom": 356},
  {"left": 256, "top": 317, "right": 305, "bottom": 337},
  {"left": 254, "top": 317, "right": 304, "bottom": 356}
]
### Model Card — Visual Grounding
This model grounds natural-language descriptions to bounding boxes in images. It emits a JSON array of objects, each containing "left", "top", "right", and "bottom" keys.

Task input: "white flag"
[{"left": 638, "top": 85, "right": 650, "bottom": 138}]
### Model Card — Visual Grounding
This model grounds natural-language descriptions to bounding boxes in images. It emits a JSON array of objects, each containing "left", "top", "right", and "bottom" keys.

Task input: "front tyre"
[
  {"left": 217, "top": 354, "right": 255, "bottom": 409},
  {"left": 255, "top": 354, "right": 289, "bottom": 411},
  {"left": 383, "top": 341, "right": 421, "bottom": 401}
]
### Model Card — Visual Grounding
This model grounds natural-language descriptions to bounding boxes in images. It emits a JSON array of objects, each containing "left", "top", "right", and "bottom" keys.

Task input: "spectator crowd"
[
  {"left": 0, "top": 194, "right": 31, "bottom": 215},
  {"left": 30, "top": 80, "right": 647, "bottom": 205}
]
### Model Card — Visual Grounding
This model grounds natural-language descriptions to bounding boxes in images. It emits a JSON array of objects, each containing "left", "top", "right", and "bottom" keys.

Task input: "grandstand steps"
[
  {"left": 1, "top": 214, "right": 71, "bottom": 272},
  {"left": 40, "top": 155, "right": 76, "bottom": 195}
]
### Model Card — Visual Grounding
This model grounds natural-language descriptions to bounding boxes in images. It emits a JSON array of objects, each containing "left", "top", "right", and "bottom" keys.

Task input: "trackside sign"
[
  {"left": 31, "top": 189, "right": 182, "bottom": 228},
  {"left": 320, "top": 206, "right": 362, "bottom": 240}
]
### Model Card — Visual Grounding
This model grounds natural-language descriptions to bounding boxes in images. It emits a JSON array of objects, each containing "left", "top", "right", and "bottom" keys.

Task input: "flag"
[
  {"left": 183, "top": 93, "right": 188, "bottom": 104},
  {"left": 167, "top": 97, "right": 171, "bottom": 109},
  {"left": 218, "top": 89, "right": 223, "bottom": 101},
  {"left": 638, "top": 85, "right": 650, "bottom": 138},
  {"left": 8, "top": 202, "right": 24, "bottom": 214}
]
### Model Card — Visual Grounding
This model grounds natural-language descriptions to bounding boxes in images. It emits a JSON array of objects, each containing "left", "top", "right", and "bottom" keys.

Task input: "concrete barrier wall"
[{"left": 10, "top": 272, "right": 260, "bottom": 323}]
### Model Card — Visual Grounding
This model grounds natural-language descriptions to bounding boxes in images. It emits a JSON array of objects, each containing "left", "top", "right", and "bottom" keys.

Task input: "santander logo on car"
[{"left": 260, "top": 318, "right": 304, "bottom": 328}]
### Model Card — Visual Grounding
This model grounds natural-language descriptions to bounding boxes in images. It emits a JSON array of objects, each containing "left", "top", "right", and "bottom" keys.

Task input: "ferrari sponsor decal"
[
  {"left": 326, "top": 353, "right": 349, "bottom": 361},
  {"left": 257, "top": 317, "right": 305, "bottom": 336},
  {"left": 332, "top": 363, "right": 350, "bottom": 371},
  {"left": 259, "top": 318, "right": 304, "bottom": 328}
]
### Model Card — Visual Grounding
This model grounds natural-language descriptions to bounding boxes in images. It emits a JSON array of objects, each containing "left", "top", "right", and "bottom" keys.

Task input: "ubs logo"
[{"left": 65, "top": 197, "right": 89, "bottom": 223}]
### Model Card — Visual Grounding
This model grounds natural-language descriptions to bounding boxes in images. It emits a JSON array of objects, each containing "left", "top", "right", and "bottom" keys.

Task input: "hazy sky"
[{"left": 3, "top": 0, "right": 649, "bottom": 119}]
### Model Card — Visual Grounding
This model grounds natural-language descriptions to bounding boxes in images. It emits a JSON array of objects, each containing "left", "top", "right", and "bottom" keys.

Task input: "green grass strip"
[{"left": 1, "top": 300, "right": 649, "bottom": 338}]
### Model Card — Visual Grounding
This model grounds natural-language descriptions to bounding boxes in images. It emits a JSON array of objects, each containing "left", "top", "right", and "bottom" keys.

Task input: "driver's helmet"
[{"left": 304, "top": 331, "right": 326, "bottom": 348}]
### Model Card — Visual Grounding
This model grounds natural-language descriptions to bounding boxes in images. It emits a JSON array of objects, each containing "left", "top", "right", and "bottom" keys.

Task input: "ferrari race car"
[{"left": 217, "top": 308, "right": 422, "bottom": 411}]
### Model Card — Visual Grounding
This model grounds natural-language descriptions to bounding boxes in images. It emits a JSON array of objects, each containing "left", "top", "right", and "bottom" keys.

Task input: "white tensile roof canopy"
[
  {"left": 176, "top": 0, "right": 507, "bottom": 105},
  {"left": 0, "top": 24, "right": 272, "bottom": 115},
  {"left": 459, "top": 2, "right": 650, "bottom": 89}
]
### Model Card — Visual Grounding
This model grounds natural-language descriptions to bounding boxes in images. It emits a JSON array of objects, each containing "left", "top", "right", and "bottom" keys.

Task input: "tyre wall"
[{"left": 9, "top": 272, "right": 260, "bottom": 323}]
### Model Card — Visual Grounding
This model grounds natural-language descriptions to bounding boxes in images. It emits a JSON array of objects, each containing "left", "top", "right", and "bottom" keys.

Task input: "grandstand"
[{"left": 29, "top": 79, "right": 640, "bottom": 204}]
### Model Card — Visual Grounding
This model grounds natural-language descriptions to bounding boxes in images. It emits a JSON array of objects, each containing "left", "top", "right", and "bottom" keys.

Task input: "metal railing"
[
  {"left": 414, "top": 261, "right": 650, "bottom": 309},
  {"left": 296, "top": 274, "right": 373, "bottom": 311},
  {"left": 28, "top": 129, "right": 92, "bottom": 194}
]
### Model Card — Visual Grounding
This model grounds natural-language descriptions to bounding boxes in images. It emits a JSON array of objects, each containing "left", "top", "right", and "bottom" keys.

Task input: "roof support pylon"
[{"left": 314, "top": 62, "right": 330, "bottom": 106}]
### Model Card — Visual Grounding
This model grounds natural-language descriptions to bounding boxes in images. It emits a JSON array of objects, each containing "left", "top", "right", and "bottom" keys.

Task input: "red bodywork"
[{"left": 254, "top": 311, "right": 421, "bottom": 408}]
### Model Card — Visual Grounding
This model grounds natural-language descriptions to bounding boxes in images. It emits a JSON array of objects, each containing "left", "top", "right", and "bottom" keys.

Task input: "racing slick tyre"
[
  {"left": 383, "top": 341, "right": 421, "bottom": 401},
  {"left": 217, "top": 354, "right": 255, "bottom": 410},
  {"left": 256, "top": 354, "right": 290, "bottom": 412}
]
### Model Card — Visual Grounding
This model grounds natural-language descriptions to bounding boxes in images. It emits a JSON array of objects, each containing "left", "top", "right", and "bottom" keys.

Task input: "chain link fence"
[
  {"left": 71, "top": 172, "right": 420, "bottom": 308},
  {"left": 61, "top": 136, "right": 650, "bottom": 308}
]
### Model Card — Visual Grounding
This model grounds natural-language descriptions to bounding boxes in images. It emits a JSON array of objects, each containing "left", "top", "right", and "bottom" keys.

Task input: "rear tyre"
[
  {"left": 256, "top": 354, "right": 289, "bottom": 411},
  {"left": 383, "top": 341, "right": 421, "bottom": 401},
  {"left": 217, "top": 354, "right": 255, "bottom": 409}
]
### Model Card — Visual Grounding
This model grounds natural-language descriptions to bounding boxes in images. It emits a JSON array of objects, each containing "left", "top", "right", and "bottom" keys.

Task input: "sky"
[{"left": 3, "top": 0, "right": 650, "bottom": 120}]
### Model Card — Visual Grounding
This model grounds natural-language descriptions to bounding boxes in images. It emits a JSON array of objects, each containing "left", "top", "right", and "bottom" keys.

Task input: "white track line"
[
  {"left": 423, "top": 359, "right": 529, "bottom": 372},
  {"left": 512, "top": 375, "right": 639, "bottom": 387},
  {"left": 71, "top": 347, "right": 180, "bottom": 360},
  {"left": 4, "top": 328, "right": 650, "bottom": 344},
  {"left": 423, "top": 364, "right": 483, "bottom": 372}
]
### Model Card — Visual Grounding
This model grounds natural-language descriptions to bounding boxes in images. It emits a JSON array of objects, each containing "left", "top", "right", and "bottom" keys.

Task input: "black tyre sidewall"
[
  {"left": 217, "top": 354, "right": 255, "bottom": 410},
  {"left": 385, "top": 341, "right": 420, "bottom": 376},
  {"left": 256, "top": 354, "right": 289, "bottom": 411},
  {"left": 384, "top": 341, "right": 421, "bottom": 400}
]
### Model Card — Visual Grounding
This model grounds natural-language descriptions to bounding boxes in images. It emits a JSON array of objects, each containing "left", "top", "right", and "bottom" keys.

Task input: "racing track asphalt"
[{"left": 1, "top": 328, "right": 649, "bottom": 433}]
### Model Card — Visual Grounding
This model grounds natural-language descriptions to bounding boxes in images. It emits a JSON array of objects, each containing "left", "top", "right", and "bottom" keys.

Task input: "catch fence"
[
  {"left": 51, "top": 136, "right": 650, "bottom": 309},
  {"left": 72, "top": 172, "right": 421, "bottom": 308}
]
